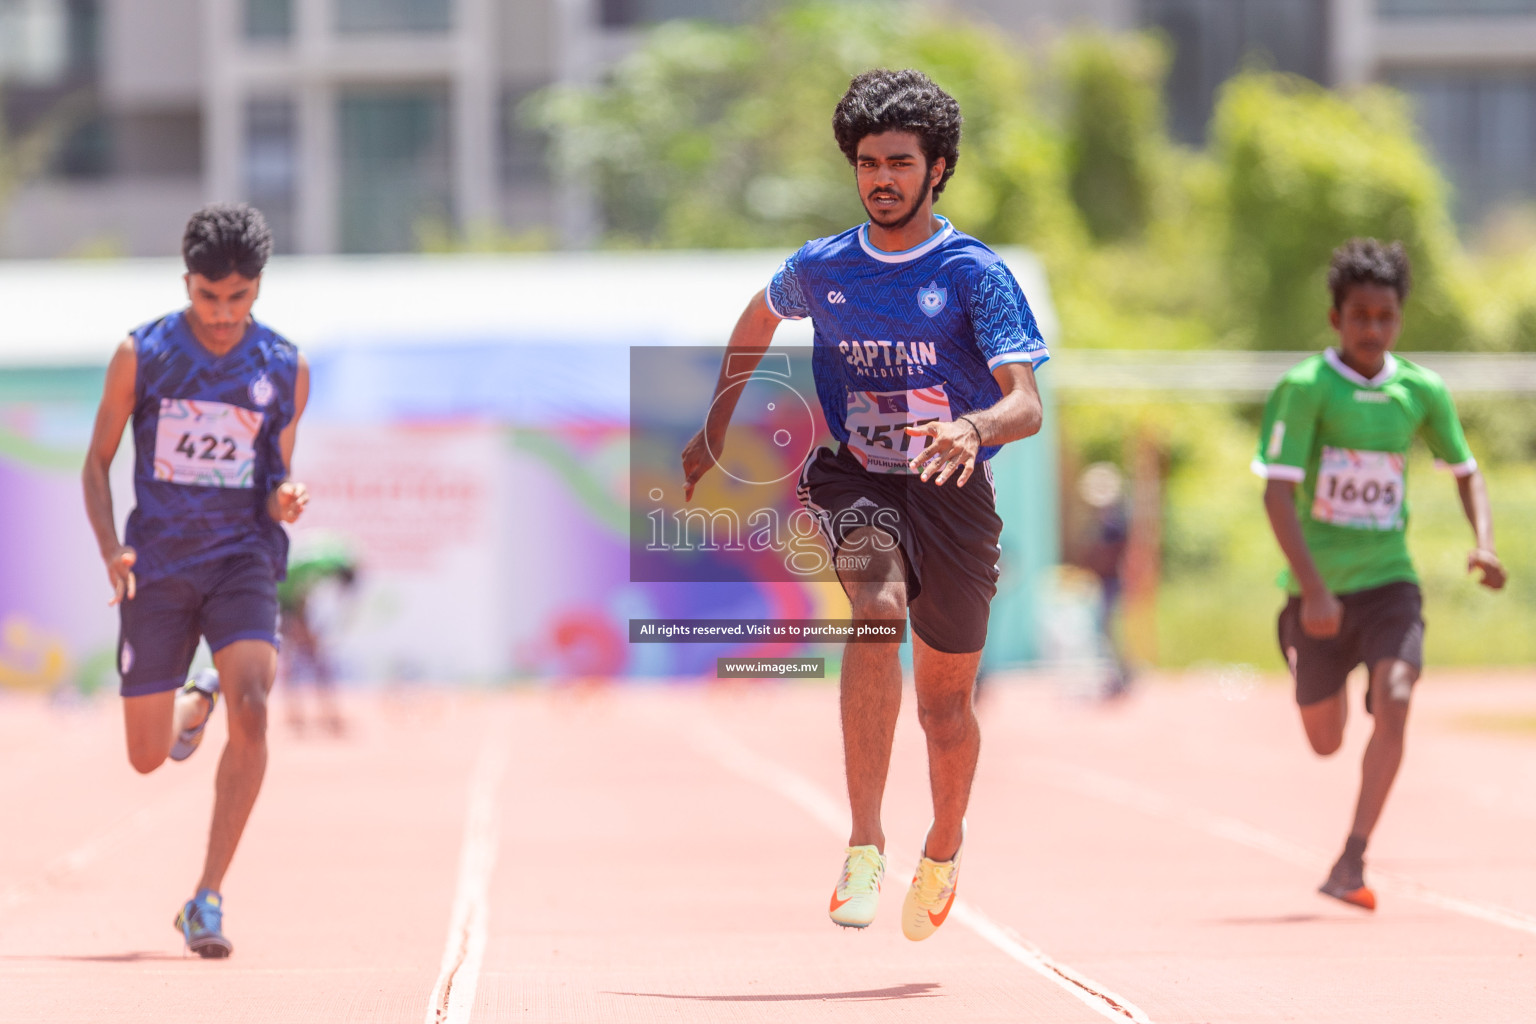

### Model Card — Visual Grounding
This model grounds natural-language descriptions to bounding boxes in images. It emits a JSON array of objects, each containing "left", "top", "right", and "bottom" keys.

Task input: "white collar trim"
[
  {"left": 1324, "top": 347, "right": 1397, "bottom": 388},
  {"left": 858, "top": 216, "right": 954, "bottom": 264}
]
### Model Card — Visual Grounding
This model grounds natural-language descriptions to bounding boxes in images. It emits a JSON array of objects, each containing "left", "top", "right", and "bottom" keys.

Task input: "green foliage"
[
  {"left": 1212, "top": 74, "right": 1469, "bottom": 352},
  {"left": 1060, "top": 33, "right": 1165, "bottom": 243},
  {"left": 531, "top": 3, "right": 1536, "bottom": 665},
  {"left": 525, "top": 2, "right": 1079, "bottom": 252}
]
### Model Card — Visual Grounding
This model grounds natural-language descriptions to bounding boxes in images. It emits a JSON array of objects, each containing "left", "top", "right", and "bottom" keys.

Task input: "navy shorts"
[
  {"left": 1277, "top": 581, "right": 1424, "bottom": 707},
  {"left": 798, "top": 444, "right": 1003, "bottom": 655},
  {"left": 118, "top": 553, "right": 281, "bottom": 698}
]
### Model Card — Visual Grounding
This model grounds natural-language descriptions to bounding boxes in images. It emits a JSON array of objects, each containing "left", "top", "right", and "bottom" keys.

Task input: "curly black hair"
[
  {"left": 832, "top": 69, "right": 962, "bottom": 201},
  {"left": 182, "top": 202, "right": 273, "bottom": 281},
  {"left": 1327, "top": 238, "right": 1411, "bottom": 309}
]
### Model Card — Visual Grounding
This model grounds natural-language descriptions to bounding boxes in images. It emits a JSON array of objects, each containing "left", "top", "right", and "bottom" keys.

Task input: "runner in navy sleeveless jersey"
[
  {"left": 682, "top": 70, "right": 1047, "bottom": 940},
  {"left": 82, "top": 204, "right": 310, "bottom": 958}
]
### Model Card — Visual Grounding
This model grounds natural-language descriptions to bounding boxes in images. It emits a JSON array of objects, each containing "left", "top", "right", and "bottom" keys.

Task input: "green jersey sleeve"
[
  {"left": 1419, "top": 374, "right": 1476, "bottom": 476},
  {"left": 1253, "top": 377, "right": 1319, "bottom": 482}
]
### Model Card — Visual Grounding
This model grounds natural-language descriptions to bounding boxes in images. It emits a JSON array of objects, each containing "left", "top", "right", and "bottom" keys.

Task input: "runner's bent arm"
[
  {"left": 906, "top": 362, "right": 1043, "bottom": 488},
  {"left": 82, "top": 339, "right": 139, "bottom": 604},
  {"left": 1263, "top": 480, "right": 1342, "bottom": 638},
  {"left": 266, "top": 354, "right": 311, "bottom": 523},
  {"left": 681, "top": 290, "right": 781, "bottom": 501},
  {"left": 1455, "top": 470, "right": 1506, "bottom": 589}
]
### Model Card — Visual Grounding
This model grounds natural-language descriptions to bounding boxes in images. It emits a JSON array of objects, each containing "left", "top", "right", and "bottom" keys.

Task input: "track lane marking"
[
  {"left": 1035, "top": 757, "right": 1536, "bottom": 937},
  {"left": 0, "top": 780, "right": 198, "bottom": 919},
  {"left": 687, "top": 719, "right": 1154, "bottom": 1023},
  {"left": 424, "top": 723, "right": 507, "bottom": 1024}
]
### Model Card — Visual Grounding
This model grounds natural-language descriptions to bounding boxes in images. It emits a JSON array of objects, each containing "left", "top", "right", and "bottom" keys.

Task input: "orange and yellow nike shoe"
[
  {"left": 829, "top": 845, "right": 886, "bottom": 929},
  {"left": 902, "top": 834, "right": 962, "bottom": 941}
]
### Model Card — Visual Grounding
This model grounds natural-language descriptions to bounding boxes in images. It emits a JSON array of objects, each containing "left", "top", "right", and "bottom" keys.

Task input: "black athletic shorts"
[
  {"left": 1276, "top": 580, "right": 1424, "bottom": 707},
  {"left": 118, "top": 553, "right": 281, "bottom": 698},
  {"left": 797, "top": 443, "right": 1003, "bottom": 655}
]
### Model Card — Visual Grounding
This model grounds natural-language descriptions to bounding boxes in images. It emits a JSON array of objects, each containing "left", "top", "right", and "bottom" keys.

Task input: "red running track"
[{"left": 1, "top": 670, "right": 1534, "bottom": 1023}]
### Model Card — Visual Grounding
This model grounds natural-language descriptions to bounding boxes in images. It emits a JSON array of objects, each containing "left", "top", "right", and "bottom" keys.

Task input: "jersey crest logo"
[
  {"left": 249, "top": 373, "right": 275, "bottom": 408},
  {"left": 917, "top": 281, "right": 947, "bottom": 318}
]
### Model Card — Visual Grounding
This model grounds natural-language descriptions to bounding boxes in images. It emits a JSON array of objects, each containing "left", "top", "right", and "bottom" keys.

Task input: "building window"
[
  {"left": 502, "top": 84, "right": 547, "bottom": 188},
  {"left": 1380, "top": 1, "right": 1536, "bottom": 15},
  {"left": 245, "top": 0, "right": 292, "bottom": 41},
  {"left": 246, "top": 98, "right": 297, "bottom": 253},
  {"left": 338, "top": 88, "right": 452, "bottom": 252},
  {"left": 1393, "top": 72, "right": 1536, "bottom": 223},
  {"left": 599, "top": 0, "right": 756, "bottom": 28},
  {"left": 1140, "top": 0, "right": 1329, "bottom": 143},
  {"left": 0, "top": 0, "right": 70, "bottom": 85},
  {"left": 335, "top": 0, "right": 451, "bottom": 34}
]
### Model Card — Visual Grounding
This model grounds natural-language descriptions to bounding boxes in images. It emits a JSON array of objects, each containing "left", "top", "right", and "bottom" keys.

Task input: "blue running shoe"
[
  {"left": 174, "top": 889, "right": 233, "bottom": 958},
  {"left": 169, "top": 669, "right": 219, "bottom": 762}
]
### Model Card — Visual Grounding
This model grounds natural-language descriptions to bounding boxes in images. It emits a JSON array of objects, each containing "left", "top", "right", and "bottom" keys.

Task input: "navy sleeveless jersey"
[
  {"left": 767, "top": 217, "right": 1048, "bottom": 471},
  {"left": 124, "top": 311, "right": 298, "bottom": 583}
]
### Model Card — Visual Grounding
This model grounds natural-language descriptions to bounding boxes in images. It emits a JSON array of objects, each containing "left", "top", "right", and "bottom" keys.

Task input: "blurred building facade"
[{"left": 2, "top": 0, "right": 1535, "bottom": 257}]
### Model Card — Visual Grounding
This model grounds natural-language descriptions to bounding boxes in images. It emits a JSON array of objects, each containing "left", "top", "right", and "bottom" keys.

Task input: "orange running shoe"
[
  {"left": 902, "top": 823, "right": 963, "bottom": 941},
  {"left": 829, "top": 845, "right": 885, "bottom": 929},
  {"left": 1319, "top": 851, "right": 1376, "bottom": 911}
]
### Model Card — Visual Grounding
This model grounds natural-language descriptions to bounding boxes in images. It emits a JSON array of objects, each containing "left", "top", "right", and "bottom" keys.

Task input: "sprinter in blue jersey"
[
  {"left": 682, "top": 70, "right": 1047, "bottom": 940},
  {"left": 82, "top": 204, "right": 309, "bottom": 958}
]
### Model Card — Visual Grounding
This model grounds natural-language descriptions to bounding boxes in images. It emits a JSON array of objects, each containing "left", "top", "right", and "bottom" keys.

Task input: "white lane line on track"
[
  {"left": 424, "top": 725, "right": 507, "bottom": 1024},
  {"left": 1036, "top": 758, "right": 1536, "bottom": 938},
  {"left": 688, "top": 721, "right": 1154, "bottom": 1024},
  {"left": 0, "top": 782, "right": 195, "bottom": 919}
]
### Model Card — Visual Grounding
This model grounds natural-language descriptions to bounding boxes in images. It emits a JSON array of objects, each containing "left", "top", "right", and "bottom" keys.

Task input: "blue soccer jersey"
[
  {"left": 124, "top": 311, "right": 299, "bottom": 583},
  {"left": 767, "top": 216, "right": 1048, "bottom": 472}
]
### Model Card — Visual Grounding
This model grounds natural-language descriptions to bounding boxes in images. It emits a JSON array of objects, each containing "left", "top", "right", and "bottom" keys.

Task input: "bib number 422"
[
  {"left": 153, "top": 398, "right": 264, "bottom": 488},
  {"left": 175, "top": 433, "right": 241, "bottom": 462}
]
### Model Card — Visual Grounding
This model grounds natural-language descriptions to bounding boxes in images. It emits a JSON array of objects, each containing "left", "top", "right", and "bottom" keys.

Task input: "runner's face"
[
  {"left": 855, "top": 131, "right": 942, "bottom": 231},
  {"left": 1330, "top": 283, "right": 1401, "bottom": 374},
  {"left": 184, "top": 272, "right": 261, "bottom": 350}
]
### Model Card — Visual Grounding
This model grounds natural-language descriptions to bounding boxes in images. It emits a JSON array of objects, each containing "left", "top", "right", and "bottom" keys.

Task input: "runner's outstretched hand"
[
  {"left": 105, "top": 545, "right": 137, "bottom": 605},
  {"left": 906, "top": 418, "right": 980, "bottom": 487},
  {"left": 1299, "top": 588, "right": 1343, "bottom": 639},
  {"left": 1468, "top": 548, "right": 1507, "bottom": 590},
  {"left": 681, "top": 428, "right": 720, "bottom": 502},
  {"left": 269, "top": 480, "right": 309, "bottom": 523}
]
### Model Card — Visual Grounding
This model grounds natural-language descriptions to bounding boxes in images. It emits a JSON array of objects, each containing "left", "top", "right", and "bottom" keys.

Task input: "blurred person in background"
[
  {"left": 1253, "top": 238, "right": 1505, "bottom": 913},
  {"left": 1075, "top": 462, "right": 1131, "bottom": 699},
  {"left": 278, "top": 538, "right": 358, "bottom": 736},
  {"left": 682, "top": 69, "right": 1048, "bottom": 942},
  {"left": 81, "top": 203, "right": 308, "bottom": 958}
]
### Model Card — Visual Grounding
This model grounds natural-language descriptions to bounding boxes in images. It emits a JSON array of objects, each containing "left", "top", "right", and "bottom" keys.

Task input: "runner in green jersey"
[{"left": 1253, "top": 239, "right": 1506, "bottom": 911}]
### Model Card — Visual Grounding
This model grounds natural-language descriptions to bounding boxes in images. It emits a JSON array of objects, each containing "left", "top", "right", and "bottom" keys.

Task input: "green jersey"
[
  {"left": 1253, "top": 348, "right": 1475, "bottom": 595},
  {"left": 277, "top": 552, "right": 356, "bottom": 611}
]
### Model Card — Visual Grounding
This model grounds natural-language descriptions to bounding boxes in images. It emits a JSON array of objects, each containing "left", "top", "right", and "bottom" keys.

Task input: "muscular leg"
[
  {"left": 1298, "top": 686, "right": 1348, "bottom": 756},
  {"left": 197, "top": 639, "right": 277, "bottom": 893},
  {"left": 912, "top": 634, "right": 982, "bottom": 862},
  {"left": 123, "top": 685, "right": 221, "bottom": 774},
  {"left": 837, "top": 526, "right": 907, "bottom": 854},
  {"left": 1348, "top": 658, "right": 1416, "bottom": 841}
]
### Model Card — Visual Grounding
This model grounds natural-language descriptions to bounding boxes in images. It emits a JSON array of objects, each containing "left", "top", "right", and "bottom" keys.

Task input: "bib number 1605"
[
  {"left": 1311, "top": 447, "right": 1405, "bottom": 530},
  {"left": 1322, "top": 476, "right": 1397, "bottom": 507}
]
